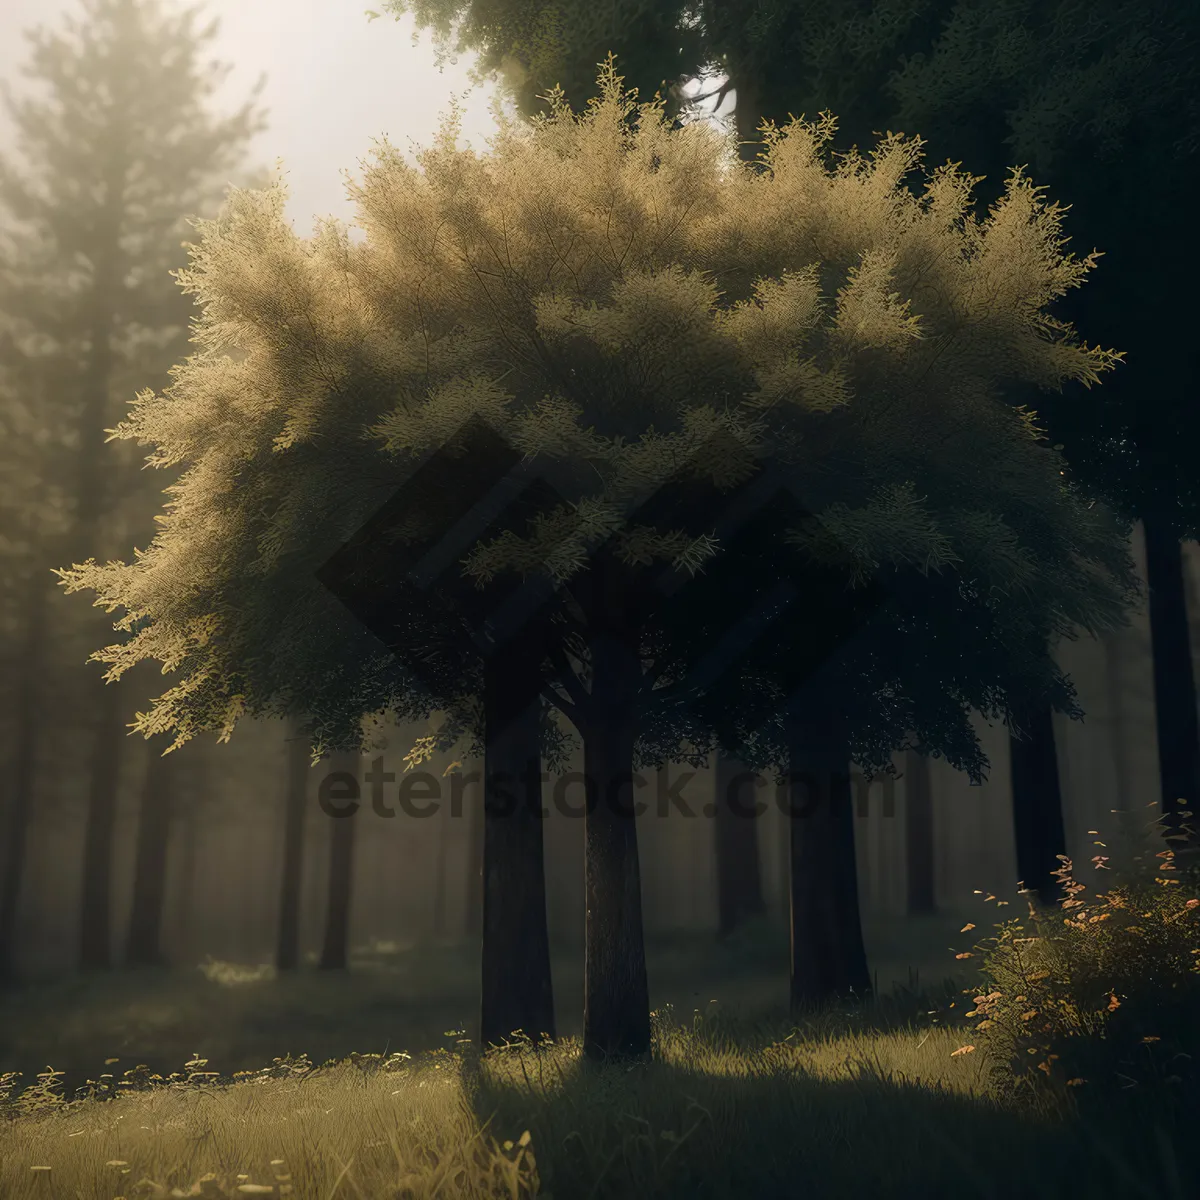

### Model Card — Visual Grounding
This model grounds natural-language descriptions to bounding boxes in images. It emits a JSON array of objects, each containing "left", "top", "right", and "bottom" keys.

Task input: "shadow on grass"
[{"left": 464, "top": 1014, "right": 1195, "bottom": 1200}]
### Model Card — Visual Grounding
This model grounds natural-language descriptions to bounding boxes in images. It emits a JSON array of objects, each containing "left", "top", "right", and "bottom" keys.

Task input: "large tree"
[
  {"left": 62, "top": 63, "right": 1137, "bottom": 1040},
  {"left": 0, "top": 0, "right": 266, "bottom": 977}
]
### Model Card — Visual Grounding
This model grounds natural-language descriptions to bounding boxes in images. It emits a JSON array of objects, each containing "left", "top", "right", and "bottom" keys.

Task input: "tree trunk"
[
  {"left": 732, "top": 72, "right": 765, "bottom": 171},
  {"left": 784, "top": 697, "right": 871, "bottom": 1009},
  {"left": 904, "top": 748, "right": 936, "bottom": 915},
  {"left": 714, "top": 753, "right": 766, "bottom": 935},
  {"left": 582, "top": 628, "right": 651, "bottom": 1061},
  {"left": 1009, "top": 701, "right": 1068, "bottom": 904},
  {"left": 465, "top": 785, "right": 484, "bottom": 940},
  {"left": 125, "top": 739, "right": 175, "bottom": 966},
  {"left": 1102, "top": 630, "right": 1138, "bottom": 848},
  {"left": 78, "top": 682, "right": 127, "bottom": 970},
  {"left": 432, "top": 783, "right": 450, "bottom": 939},
  {"left": 318, "top": 752, "right": 357, "bottom": 970},
  {"left": 173, "top": 750, "right": 203, "bottom": 965},
  {"left": 0, "top": 572, "right": 48, "bottom": 984},
  {"left": 276, "top": 729, "right": 310, "bottom": 971},
  {"left": 480, "top": 636, "right": 556, "bottom": 1048},
  {"left": 830, "top": 765, "right": 870, "bottom": 995},
  {"left": 1143, "top": 520, "right": 1200, "bottom": 839}
]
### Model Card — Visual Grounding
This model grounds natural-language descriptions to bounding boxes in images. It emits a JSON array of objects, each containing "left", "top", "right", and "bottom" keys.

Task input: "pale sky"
[{"left": 0, "top": 0, "right": 733, "bottom": 237}]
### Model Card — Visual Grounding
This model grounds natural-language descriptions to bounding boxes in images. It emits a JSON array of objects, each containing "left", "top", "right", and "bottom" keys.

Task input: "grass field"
[{"left": 0, "top": 916, "right": 1194, "bottom": 1199}]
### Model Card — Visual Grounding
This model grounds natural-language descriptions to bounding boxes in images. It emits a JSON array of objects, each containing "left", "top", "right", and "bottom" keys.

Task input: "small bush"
[{"left": 961, "top": 841, "right": 1200, "bottom": 1111}]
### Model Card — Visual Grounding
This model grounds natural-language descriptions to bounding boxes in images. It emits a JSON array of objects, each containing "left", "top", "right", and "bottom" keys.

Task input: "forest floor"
[
  {"left": 0, "top": 912, "right": 971, "bottom": 1095},
  {"left": 0, "top": 917, "right": 1192, "bottom": 1198}
]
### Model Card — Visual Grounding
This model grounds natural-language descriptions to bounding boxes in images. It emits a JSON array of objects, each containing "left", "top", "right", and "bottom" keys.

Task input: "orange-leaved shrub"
[{"left": 960, "top": 841, "right": 1200, "bottom": 1108}]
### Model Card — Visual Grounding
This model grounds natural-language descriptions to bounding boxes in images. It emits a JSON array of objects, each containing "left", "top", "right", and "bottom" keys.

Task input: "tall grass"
[
  {"left": 1, "top": 997, "right": 1193, "bottom": 1199},
  {"left": 2, "top": 850, "right": 1197, "bottom": 1197}
]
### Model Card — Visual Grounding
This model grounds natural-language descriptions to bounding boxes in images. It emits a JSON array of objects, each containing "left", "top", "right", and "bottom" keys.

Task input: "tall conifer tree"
[{"left": 0, "top": 0, "right": 265, "bottom": 976}]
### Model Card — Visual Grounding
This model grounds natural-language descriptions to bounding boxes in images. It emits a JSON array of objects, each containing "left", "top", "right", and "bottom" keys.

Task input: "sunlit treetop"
[{"left": 59, "top": 59, "right": 1136, "bottom": 772}]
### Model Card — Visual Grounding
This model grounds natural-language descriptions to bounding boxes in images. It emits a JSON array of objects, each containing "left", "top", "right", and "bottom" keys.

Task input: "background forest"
[{"left": 0, "top": 1, "right": 1198, "bottom": 1195}]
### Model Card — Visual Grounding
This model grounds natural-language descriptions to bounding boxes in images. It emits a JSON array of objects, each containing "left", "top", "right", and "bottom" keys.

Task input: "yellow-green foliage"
[
  {"left": 56, "top": 56, "right": 1135, "bottom": 761},
  {"left": 961, "top": 849, "right": 1200, "bottom": 1104}
]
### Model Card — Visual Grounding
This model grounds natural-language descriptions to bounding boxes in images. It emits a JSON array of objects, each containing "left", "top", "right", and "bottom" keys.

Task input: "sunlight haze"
[{"left": 0, "top": 0, "right": 732, "bottom": 235}]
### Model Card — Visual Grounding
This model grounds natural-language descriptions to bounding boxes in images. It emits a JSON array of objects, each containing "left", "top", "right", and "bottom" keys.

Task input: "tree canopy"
[{"left": 59, "top": 60, "right": 1136, "bottom": 778}]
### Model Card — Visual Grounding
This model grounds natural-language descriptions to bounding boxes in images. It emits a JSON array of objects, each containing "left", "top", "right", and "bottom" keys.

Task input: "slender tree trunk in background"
[
  {"left": 829, "top": 760, "right": 870, "bottom": 995},
  {"left": 904, "top": 749, "right": 936, "bottom": 915},
  {"left": 432, "top": 785, "right": 450, "bottom": 939},
  {"left": 318, "top": 753, "right": 357, "bottom": 970},
  {"left": 125, "top": 739, "right": 175, "bottom": 966},
  {"left": 1102, "top": 630, "right": 1138, "bottom": 847},
  {"left": 276, "top": 730, "right": 310, "bottom": 971},
  {"left": 464, "top": 787, "right": 484, "bottom": 940},
  {"left": 78, "top": 683, "right": 127, "bottom": 970},
  {"left": 1009, "top": 701, "right": 1068, "bottom": 904},
  {"left": 785, "top": 695, "right": 871, "bottom": 1009},
  {"left": 1143, "top": 520, "right": 1200, "bottom": 840},
  {"left": 480, "top": 636, "right": 556, "bottom": 1048},
  {"left": 777, "top": 776, "right": 790, "bottom": 922},
  {"left": 582, "top": 625, "right": 651, "bottom": 1061},
  {"left": 0, "top": 572, "right": 49, "bottom": 984},
  {"left": 173, "top": 749, "right": 203, "bottom": 965},
  {"left": 714, "top": 754, "right": 765, "bottom": 936}
]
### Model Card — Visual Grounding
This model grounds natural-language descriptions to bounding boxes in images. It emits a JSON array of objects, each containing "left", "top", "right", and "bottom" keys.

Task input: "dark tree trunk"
[
  {"left": 125, "top": 740, "right": 175, "bottom": 966},
  {"left": 732, "top": 73, "right": 765, "bottom": 171},
  {"left": 432, "top": 789, "right": 450, "bottom": 939},
  {"left": 318, "top": 753, "right": 357, "bottom": 970},
  {"left": 480, "top": 635, "right": 556, "bottom": 1048},
  {"left": 276, "top": 730, "right": 309, "bottom": 971},
  {"left": 829, "top": 765, "right": 870, "bottom": 995},
  {"left": 581, "top": 628, "right": 651, "bottom": 1061},
  {"left": 714, "top": 754, "right": 766, "bottom": 935},
  {"left": 464, "top": 785, "right": 484, "bottom": 940},
  {"left": 78, "top": 683, "right": 127, "bottom": 970},
  {"left": 904, "top": 749, "right": 936, "bottom": 915},
  {"left": 1143, "top": 520, "right": 1200, "bottom": 839},
  {"left": 173, "top": 750, "right": 204, "bottom": 965},
  {"left": 0, "top": 572, "right": 48, "bottom": 985},
  {"left": 784, "top": 697, "right": 871, "bottom": 1009},
  {"left": 1009, "top": 701, "right": 1068, "bottom": 904}
]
